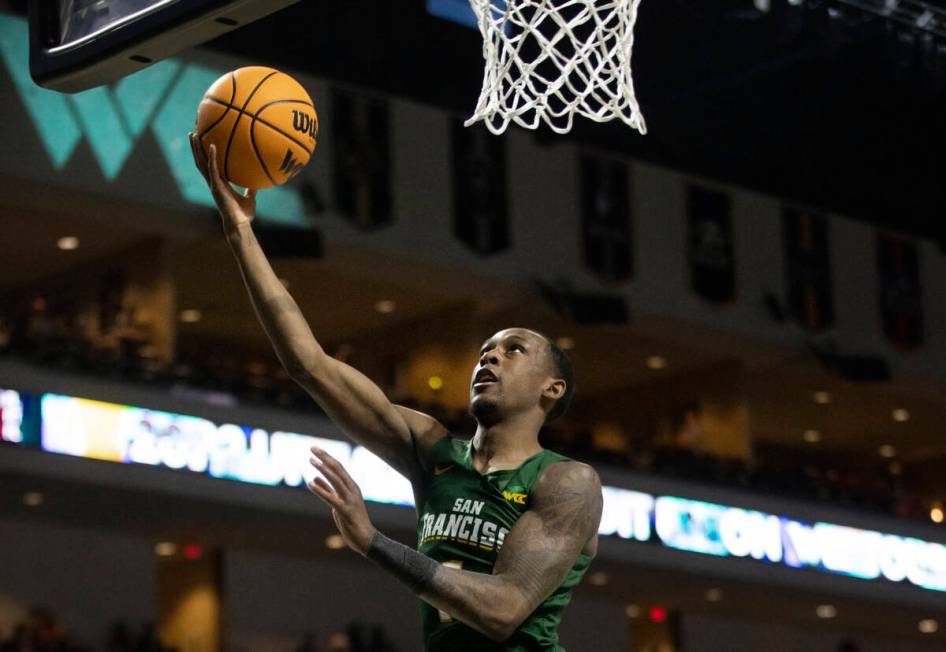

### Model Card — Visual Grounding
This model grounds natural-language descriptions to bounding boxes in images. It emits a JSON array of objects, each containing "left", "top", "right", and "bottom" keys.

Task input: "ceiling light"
[
  {"left": 815, "top": 604, "right": 836, "bottom": 619},
  {"left": 428, "top": 376, "right": 444, "bottom": 391},
  {"left": 325, "top": 534, "right": 346, "bottom": 550},
  {"left": 892, "top": 408, "right": 910, "bottom": 422},
  {"left": 646, "top": 355, "right": 667, "bottom": 370},
  {"left": 22, "top": 492, "right": 44, "bottom": 507},
  {"left": 625, "top": 604, "right": 641, "bottom": 619},
  {"left": 704, "top": 588, "right": 723, "bottom": 602},
  {"left": 589, "top": 571, "right": 609, "bottom": 586},
  {"left": 813, "top": 391, "right": 832, "bottom": 405},
  {"left": 154, "top": 542, "right": 177, "bottom": 557},
  {"left": 918, "top": 619, "right": 939, "bottom": 634},
  {"left": 179, "top": 309, "right": 202, "bottom": 323},
  {"left": 556, "top": 337, "right": 575, "bottom": 351},
  {"left": 375, "top": 299, "right": 396, "bottom": 314},
  {"left": 57, "top": 236, "right": 79, "bottom": 251},
  {"left": 878, "top": 444, "right": 897, "bottom": 459},
  {"left": 931, "top": 502, "right": 944, "bottom": 524},
  {"left": 803, "top": 429, "right": 821, "bottom": 443}
]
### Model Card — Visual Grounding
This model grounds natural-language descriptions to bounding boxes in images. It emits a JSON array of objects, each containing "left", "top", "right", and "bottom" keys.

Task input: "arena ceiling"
[{"left": 199, "top": 0, "right": 946, "bottom": 247}]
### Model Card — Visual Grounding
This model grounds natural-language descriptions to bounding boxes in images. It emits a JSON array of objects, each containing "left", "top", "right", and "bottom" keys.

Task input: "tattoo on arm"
[
  {"left": 363, "top": 462, "right": 603, "bottom": 641},
  {"left": 494, "top": 461, "right": 603, "bottom": 609}
]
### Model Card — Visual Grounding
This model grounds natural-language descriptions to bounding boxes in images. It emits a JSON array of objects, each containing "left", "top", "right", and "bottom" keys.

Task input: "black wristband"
[{"left": 366, "top": 531, "right": 438, "bottom": 595}]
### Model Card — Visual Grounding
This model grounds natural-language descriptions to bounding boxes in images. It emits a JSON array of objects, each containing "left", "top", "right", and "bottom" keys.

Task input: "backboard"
[{"left": 29, "top": 0, "right": 298, "bottom": 92}]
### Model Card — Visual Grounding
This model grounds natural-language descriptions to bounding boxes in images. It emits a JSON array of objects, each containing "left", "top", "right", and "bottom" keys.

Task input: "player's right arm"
[{"left": 188, "top": 134, "right": 447, "bottom": 480}]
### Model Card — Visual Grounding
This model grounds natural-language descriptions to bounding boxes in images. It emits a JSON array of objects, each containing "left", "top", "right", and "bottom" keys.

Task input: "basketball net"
[{"left": 465, "top": 0, "right": 647, "bottom": 135}]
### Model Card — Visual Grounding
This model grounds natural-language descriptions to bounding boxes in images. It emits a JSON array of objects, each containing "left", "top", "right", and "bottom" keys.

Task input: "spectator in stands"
[
  {"left": 132, "top": 623, "right": 173, "bottom": 652},
  {"left": 325, "top": 632, "right": 350, "bottom": 652},
  {"left": 96, "top": 308, "right": 148, "bottom": 371},
  {"left": 837, "top": 638, "right": 860, "bottom": 652},
  {"left": 0, "top": 606, "right": 88, "bottom": 652},
  {"left": 652, "top": 402, "right": 719, "bottom": 480},
  {"left": 367, "top": 625, "right": 395, "bottom": 652},
  {"left": 0, "top": 623, "right": 28, "bottom": 652},
  {"left": 0, "top": 316, "right": 10, "bottom": 352},
  {"left": 105, "top": 621, "right": 132, "bottom": 652},
  {"left": 294, "top": 631, "right": 319, "bottom": 652}
]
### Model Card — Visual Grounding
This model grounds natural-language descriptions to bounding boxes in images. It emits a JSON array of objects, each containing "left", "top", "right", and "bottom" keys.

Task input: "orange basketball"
[{"left": 195, "top": 66, "right": 318, "bottom": 190}]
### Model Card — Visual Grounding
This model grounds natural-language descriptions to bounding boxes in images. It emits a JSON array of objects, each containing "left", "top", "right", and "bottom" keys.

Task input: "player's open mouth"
[{"left": 473, "top": 369, "right": 498, "bottom": 388}]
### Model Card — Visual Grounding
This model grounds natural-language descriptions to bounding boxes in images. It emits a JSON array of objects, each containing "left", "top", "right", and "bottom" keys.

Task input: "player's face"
[{"left": 469, "top": 328, "right": 556, "bottom": 424}]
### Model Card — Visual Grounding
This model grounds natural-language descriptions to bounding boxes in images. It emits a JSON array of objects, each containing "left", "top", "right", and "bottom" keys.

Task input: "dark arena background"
[{"left": 1, "top": 0, "right": 946, "bottom": 650}]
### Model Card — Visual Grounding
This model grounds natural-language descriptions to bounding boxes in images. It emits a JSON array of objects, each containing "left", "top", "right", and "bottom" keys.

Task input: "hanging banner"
[
  {"left": 331, "top": 90, "right": 393, "bottom": 230},
  {"left": 0, "top": 13, "right": 308, "bottom": 227},
  {"left": 783, "top": 207, "right": 834, "bottom": 331},
  {"left": 877, "top": 234, "right": 924, "bottom": 351},
  {"left": 687, "top": 185, "right": 735, "bottom": 304},
  {"left": 579, "top": 153, "right": 632, "bottom": 283},
  {"left": 451, "top": 121, "right": 509, "bottom": 256}
]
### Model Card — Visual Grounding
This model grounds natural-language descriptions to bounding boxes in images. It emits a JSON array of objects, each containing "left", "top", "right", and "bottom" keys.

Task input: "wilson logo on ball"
[
  {"left": 292, "top": 110, "right": 317, "bottom": 139},
  {"left": 279, "top": 148, "right": 305, "bottom": 179}
]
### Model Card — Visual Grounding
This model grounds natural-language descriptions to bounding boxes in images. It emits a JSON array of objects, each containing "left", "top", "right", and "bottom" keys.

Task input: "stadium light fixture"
[
  {"left": 56, "top": 236, "right": 79, "bottom": 251},
  {"left": 919, "top": 619, "right": 939, "bottom": 634}
]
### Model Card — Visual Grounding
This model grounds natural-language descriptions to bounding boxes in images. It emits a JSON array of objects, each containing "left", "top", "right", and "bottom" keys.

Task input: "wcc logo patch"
[{"left": 503, "top": 487, "right": 528, "bottom": 505}]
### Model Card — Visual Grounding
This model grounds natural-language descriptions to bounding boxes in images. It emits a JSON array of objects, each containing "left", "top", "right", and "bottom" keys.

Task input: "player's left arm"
[{"left": 308, "top": 447, "right": 602, "bottom": 642}]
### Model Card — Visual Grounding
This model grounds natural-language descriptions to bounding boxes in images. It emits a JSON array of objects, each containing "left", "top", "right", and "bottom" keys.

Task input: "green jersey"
[{"left": 416, "top": 435, "right": 592, "bottom": 651}]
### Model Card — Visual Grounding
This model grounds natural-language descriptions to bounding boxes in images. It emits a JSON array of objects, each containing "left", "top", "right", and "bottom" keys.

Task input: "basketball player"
[{"left": 189, "top": 135, "right": 603, "bottom": 651}]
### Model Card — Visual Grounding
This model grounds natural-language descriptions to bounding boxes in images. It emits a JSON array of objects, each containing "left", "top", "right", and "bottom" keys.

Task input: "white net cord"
[{"left": 465, "top": 0, "right": 647, "bottom": 135}]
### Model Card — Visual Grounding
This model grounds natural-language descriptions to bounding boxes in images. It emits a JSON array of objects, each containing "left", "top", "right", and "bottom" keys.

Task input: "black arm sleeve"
[{"left": 366, "top": 531, "right": 438, "bottom": 595}]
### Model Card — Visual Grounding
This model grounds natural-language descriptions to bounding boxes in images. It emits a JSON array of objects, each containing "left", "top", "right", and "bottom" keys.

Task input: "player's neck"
[{"left": 471, "top": 413, "right": 543, "bottom": 473}]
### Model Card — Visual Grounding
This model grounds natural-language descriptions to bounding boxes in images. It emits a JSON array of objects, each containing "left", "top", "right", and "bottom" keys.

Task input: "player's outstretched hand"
[
  {"left": 308, "top": 447, "right": 378, "bottom": 557},
  {"left": 188, "top": 132, "right": 256, "bottom": 234}
]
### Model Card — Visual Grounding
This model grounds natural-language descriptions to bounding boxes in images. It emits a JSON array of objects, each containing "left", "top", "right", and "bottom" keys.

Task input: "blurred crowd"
[
  {"left": 0, "top": 608, "right": 172, "bottom": 652},
  {"left": 0, "top": 607, "right": 396, "bottom": 652},
  {"left": 297, "top": 623, "right": 397, "bottom": 652}
]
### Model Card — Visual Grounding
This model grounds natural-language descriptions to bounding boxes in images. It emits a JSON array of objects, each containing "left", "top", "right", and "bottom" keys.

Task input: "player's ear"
[{"left": 543, "top": 379, "right": 566, "bottom": 401}]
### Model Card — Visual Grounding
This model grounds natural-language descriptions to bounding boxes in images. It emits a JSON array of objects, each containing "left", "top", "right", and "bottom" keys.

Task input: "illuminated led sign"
[
  {"left": 0, "top": 388, "right": 23, "bottom": 442},
  {"left": 29, "top": 391, "right": 946, "bottom": 594},
  {"left": 599, "top": 487, "right": 946, "bottom": 593},
  {"left": 40, "top": 394, "right": 413, "bottom": 506}
]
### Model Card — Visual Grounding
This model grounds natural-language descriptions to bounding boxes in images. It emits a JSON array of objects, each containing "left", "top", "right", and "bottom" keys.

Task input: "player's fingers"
[
  {"left": 311, "top": 447, "right": 357, "bottom": 493},
  {"left": 188, "top": 133, "right": 210, "bottom": 183},
  {"left": 307, "top": 475, "right": 342, "bottom": 508},
  {"left": 310, "top": 454, "right": 351, "bottom": 497},
  {"left": 206, "top": 144, "right": 231, "bottom": 198}
]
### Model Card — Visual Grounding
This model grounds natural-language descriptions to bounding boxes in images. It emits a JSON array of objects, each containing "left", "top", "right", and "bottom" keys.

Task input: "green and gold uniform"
[{"left": 417, "top": 435, "right": 592, "bottom": 651}]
